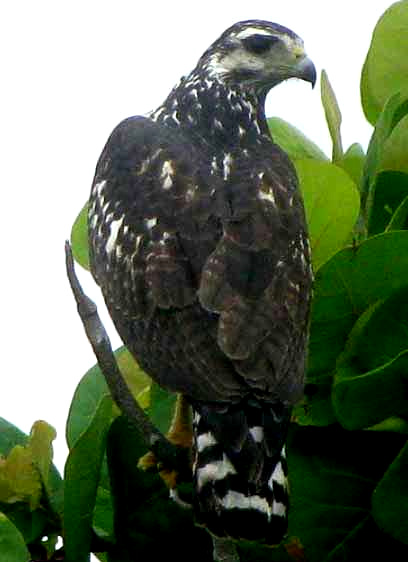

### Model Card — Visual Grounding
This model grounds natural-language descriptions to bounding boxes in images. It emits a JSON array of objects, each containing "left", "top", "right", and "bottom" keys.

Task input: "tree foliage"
[{"left": 2, "top": 3, "right": 408, "bottom": 560}]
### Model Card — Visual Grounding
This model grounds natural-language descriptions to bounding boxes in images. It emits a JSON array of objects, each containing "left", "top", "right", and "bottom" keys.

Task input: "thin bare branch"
[{"left": 64, "top": 240, "right": 180, "bottom": 468}]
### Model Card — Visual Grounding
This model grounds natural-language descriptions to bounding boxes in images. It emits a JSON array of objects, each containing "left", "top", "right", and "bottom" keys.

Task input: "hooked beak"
[{"left": 295, "top": 56, "right": 317, "bottom": 88}]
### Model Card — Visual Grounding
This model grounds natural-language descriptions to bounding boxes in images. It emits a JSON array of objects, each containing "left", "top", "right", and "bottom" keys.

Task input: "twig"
[{"left": 64, "top": 241, "right": 181, "bottom": 469}]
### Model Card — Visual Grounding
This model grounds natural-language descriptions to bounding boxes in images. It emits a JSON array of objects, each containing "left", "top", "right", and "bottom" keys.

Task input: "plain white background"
[{"left": 0, "top": 1, "right": 393, "bottom": 472}]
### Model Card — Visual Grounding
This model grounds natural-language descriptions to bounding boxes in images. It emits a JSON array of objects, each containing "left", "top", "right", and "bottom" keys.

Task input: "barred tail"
[{"left": 191, "top": 402, "right": 290, "bottom": 544}]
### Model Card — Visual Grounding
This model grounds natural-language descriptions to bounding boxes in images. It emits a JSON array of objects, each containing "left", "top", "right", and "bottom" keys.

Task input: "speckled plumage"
[{"left": 88, "top": 19, "right": 314, "bottom": 544}]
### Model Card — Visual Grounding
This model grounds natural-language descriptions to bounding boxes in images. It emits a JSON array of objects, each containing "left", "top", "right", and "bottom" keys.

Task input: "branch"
[{"left": 64, "top": 241, "right": 181, "bottom": 469}]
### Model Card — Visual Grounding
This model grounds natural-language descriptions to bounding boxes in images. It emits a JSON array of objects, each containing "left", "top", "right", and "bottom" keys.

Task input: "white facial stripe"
[{"left": 235, "top": 27, "right": 273, "bottom": 39}]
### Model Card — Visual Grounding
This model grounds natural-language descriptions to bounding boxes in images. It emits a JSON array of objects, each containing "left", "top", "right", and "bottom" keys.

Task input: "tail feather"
[{"left": 192, "top": 402, "right": 290, "bottom": 544}]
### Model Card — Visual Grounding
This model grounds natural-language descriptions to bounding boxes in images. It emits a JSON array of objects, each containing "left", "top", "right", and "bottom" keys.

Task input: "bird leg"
[{"left": 138, "top": 394, "right": 193, "bottom": 490}]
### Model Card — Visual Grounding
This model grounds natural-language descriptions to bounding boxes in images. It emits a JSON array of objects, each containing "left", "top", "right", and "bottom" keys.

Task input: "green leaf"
[
  {"left": 93, "top": 485, "right": 114, "bottom": 542},
  {"left": 333, "top": 354, "right": 408, "bottom": 430},
  {"left": 367, "top": 171, "right": 408, "bottom": 235},
  {"left": 64, "top": 394, "right": 112, "bottom": 562},
  {"left": 66, "top": 366, "right": 111, "bottom": 449},
  {"left": 362, "top": 91, "right": 408, "bottom": 224},
  {"left": 268, "top": 117, "right": 329, "bottom": 161},
  {"left": 71, "top": 203, "right": 89, "bottom": 270},
  {"left": 372, "top": 440, "right": 408, "bottom": 545},
  {"left": 321, "top": 70, "right": 343, "bottom": 162},
  {"left": 293, "top": 379, "right": 336, "bottom": 427},
  {"left": 380, "top": 113, "right": 408, "bottom": 174},
  {"left": 339, "top": 143, "right": 365, "bottom": 188},
  {"left": 148, "top": 383, "right": 177, "bottom": 434},
  {"left": 387, "top": 192, "right": 408, "bottom": 231},
  {"left": 360, "top": 1, "right": 408, "bottom": 125},
  {"left": 106, "top": 416, "right": 212, "bottom": 562},
  {"left": 286, "top": 425, "right": 405, "bottom": 562},
  {"left": 0, "top": 419, "right": 28, "bottom": 455},
  {"left": 324, "top": 515, "right": 408, "bottom": 561},
  {"left": 0, "top": 513, "right": 30, "bottom": 562},
  {"left": 308, "top": 230, "right": 408, "bottom": 381},
  {"left": 66, "top": 346, "right": 150, "bottom": 448},
  {"left": 295, "top": 159, "right": 360, "bottom": 270}
]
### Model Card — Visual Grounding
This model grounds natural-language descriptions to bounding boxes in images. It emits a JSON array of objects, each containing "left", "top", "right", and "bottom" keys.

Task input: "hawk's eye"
[{"left": 242, "top": 34, "right": 280, "bottom": 55}]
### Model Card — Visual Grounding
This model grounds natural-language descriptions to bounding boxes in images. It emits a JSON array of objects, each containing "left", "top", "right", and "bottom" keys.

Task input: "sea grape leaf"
[
  {"left": 64, "top": 394, "right": 112, "bottom": 562},
  {"left": 324, "top": 515, "right": 408, "bottom": 561},
  {"left": 333, "top": 354, "right": 408, "bottom": 430},
  {"left": 307, "top": 229, "right": 408, "bottom": 389},
  {"left": 0, "top": 513, "right": 30, "bottom": 562},
  {"left": 387, "top": 192, "right": 408, "bottom": 231},
  {"left": 71, "top": 203, "right": 89, "bottom": 270},
  {"left": 148, "top": 383, "right": 177, "bottom": 434},
  {"left": 284, "top": 425, "right": 405, "bottom": 562},
  {"left": 268, "top": 117, "right": 328, "bottom": 161},
  {"left": 66, "top": 346, "right": 150, "bottom": 448},
  {"left": 295, "top": 159, "right": 360, "bottom": 270},
  {"left": 360, "top": 1, "right": 408, "bottom": 125},
  {"left": 321, "top": 70, "right": 343, "bottom": 162},
  {"left": 339, "top": 143, "right": 365, "bottom": 188},
  {"left": 106, "top": 416, "right": 212, "bottom": 562},
  {"left": 367, "top": 171, "right": 408, "bottom": 235},
  {"left": 372, "top": 440, "right": 408, "bottom": 545}
]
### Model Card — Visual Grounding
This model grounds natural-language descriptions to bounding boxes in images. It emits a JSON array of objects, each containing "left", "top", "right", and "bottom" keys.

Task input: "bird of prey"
[{"left": 88, "top": 19, "right": 315, "bottom": 545}]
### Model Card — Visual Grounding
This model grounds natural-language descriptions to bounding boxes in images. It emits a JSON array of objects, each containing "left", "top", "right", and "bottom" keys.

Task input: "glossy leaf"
[
  {"left": 387, "top": 192, "right": 408, "bottom": 231},
  {"left": 321, "top": 70, "right": 343, "bottom": 162},
  {"left": 309, "top": 230, "right": 408, "bottom": 379},
  {"left": 66, "top": 346, "right": 149, "bottom": 448},
  {"left": 64, "top": 394, "right": 112, "bottom": 562},
  {"left": 339, "top": 143, "right": 365, "bottom": 188},
  {"left": 70, "top": 203, "right": 89, "bottom": 270},
  {"left": 367, "top": 171, "right": 408, "bottom": 235},
  {"left": 324, "top": 515, "right": 408, "bottom": 561},
  {"left": 0, "top": 513, "right": 30, "bottom": 562},
  {"left": 148, "top": 383, "right": 177, "bottom": 434},
  {"left": 295, "top": 159, "right": 360, "bottom": 270},
  {"left": 0, "top": 419, "right": 27, "bottom": 454},
  {"left": 360, "top": 1, "right": 408, "bottom": 125},
  {"left": 362, "top": 91, "right": 408, "bottom": 224},
  {"left": 268, "top": 117, "right": 328, "bottom": 161},
  {"left": 285, "top": 425, "right": 406, "bottom": 562},
  {"left": 333, "top": 354, "right": 408, "bottom": 430},
  {"left": 106, "top": 416, "right": 212, "bottom": 562},
  {"left": 372, "top": 440, "right": 408, "bottom": 545}
]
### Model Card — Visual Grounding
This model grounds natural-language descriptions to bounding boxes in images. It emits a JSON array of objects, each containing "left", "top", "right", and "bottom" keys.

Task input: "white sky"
[{"left": 1, "top": 1, "right": 392, "bottom": 473}]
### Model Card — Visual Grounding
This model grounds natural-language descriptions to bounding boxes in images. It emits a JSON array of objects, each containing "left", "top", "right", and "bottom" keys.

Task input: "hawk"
[{"left": 88, "top": 20, "right": 315, "bottom": 544}]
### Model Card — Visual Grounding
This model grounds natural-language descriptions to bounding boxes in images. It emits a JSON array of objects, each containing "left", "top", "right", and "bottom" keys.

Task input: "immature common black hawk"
[{"left": 88, "top": 20, "right": 315, "bottom": 544}]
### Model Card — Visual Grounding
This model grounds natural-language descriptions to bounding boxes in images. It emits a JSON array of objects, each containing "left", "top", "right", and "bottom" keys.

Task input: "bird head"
[{"left": 199, "top": 20, "right": 316, "bottom": 93}]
